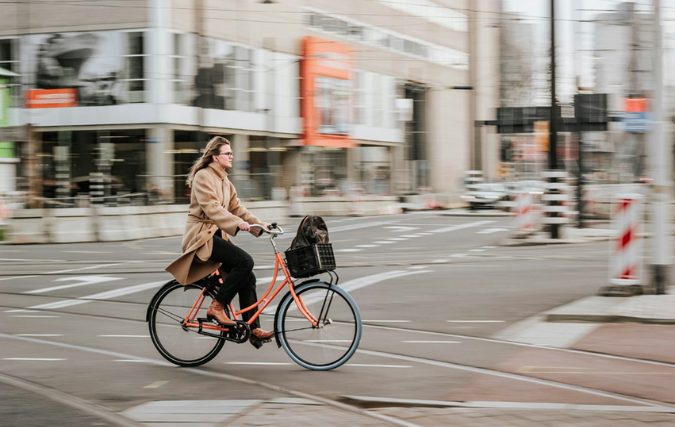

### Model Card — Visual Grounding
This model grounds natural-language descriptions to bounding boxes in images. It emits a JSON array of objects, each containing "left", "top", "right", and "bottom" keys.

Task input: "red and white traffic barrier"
[
  {"left": 514, "top": 191, "right": 536, "bottom": 234},
  {"left": 609, "top": 194, "right": 643, "bottom": 286}
]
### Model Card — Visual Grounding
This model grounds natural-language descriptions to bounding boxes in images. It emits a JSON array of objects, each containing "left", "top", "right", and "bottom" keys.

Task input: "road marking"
[
  {"left": 436, "top": 220, "right": 495, "bottom": 234},
  {"left": 15, "top": 334, "right": 63, "bottom": 337},
  {"left": 383, "top": 226, "right": 419, "bottom": 232},
  {"left": 401, "top": 235, "right": 419, "bottom": 238},
  {"left": 373, "top": 241, "right": 395, "bottom": 244},
  {"left": 304, "top": 340, "right": 353, "bottom": 343},
  {"left": 469, "top": 249, "right": 485, "bottom": 252},
  {"left": 0, "top": 275, "right": 37, "bottom": 282},
  {"left": 337, "top": 249, "right": 363, "bottom": 252},
  {"left": 28, "top": 280, "right": 166, "bottom": 310},
  {"left": 450, "top": 254, "right": 467, "bottom": 257},
  {"left": 363, "top": 320, "right": 411, "bottom": 323},
  {"left": 387, "top": 238, "right": 409, "bottom": 241},
  {"left": 98, "top": 335, "right": 149, "bottom": 338},
  {"left": 402, "top": 340, "right": 460, "bottom": 344},
  {"left": 432, "top": 259, "right": 448, "bottom": 263},
  {"left": 25, "top": 275, "right": 123, "bottom": 294},
  {"left": 224, "top": 362, "right": 292, "bottom": 366},
  {"left": 114, "top": 360, "right": 154, "bottom": 363},
  {"left": 447, "top": 320, "right": 505, "bottom": 323},
  {"left": 408, "top": 266, "right": 428, "bottom": 269},
  {"left": 483, "top": 246, "right": 498, "bottom": 249},
  {"left": 144, "top": 381, "right": 169, "bottom": 389},
  {"left": 11, "top": 315, "right": 61, "bottom": 318},
  {"left": 356, "top": 245, "right": 379, "bottom": 248},
  {"left": 3, "top": 358, "right": 65, "bottom": 361},
  {"left": 477, "top": 228, "right": 508, "bottom": 234},
  {"left": 5, "top": 309, "right": 38, "bottom": 313},
  {"left": 63, "top": 251, "right": 109, "bottom": 254},
  {"left": 45, "top": 263, "right": 123, "bottom": 275},
  {"left": 347, "top": 364, "right": 412, "bottom": 368}
]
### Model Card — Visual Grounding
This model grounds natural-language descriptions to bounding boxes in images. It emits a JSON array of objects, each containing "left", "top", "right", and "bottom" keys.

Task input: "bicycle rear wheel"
[
  {"left": 275, "top": 281, "right": 361, "bottom": 370},
  {"left": 148, "top": 281, "right": 225, "bottom": 367}
]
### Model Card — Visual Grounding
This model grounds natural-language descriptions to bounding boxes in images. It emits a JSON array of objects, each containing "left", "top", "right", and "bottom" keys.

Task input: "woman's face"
[{"left": 212, "top": 144, "right": 234, "bottom": 169}]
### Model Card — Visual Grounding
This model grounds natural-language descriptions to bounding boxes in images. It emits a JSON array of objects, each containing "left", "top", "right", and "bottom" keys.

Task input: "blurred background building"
[{"left": 0, "top": 0, "right": 500, "bottom": 205}]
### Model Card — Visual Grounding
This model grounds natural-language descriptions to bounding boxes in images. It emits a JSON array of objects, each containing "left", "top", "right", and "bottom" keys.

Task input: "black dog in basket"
[{"left": 286, "top": 215, "right": 334, "bottom": 278}]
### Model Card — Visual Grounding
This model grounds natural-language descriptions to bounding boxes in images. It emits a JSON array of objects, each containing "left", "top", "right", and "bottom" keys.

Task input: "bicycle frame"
[{"left": 181, "top": 227, "right": 320, "bottom": 334}]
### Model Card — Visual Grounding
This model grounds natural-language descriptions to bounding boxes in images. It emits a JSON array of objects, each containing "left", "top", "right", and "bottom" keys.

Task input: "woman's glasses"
[{"left": 218, "top": 152, "right": 234, "bottom": 157}]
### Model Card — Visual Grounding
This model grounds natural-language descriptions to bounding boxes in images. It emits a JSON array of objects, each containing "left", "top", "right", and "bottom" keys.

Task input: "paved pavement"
[{"left": 4, "top": 216, "right": 675, "bottom": 426}]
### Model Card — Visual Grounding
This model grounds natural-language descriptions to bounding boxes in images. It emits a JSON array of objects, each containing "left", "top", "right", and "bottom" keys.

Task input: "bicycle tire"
[
  {"left": 275, "top": 281, "right": 362, "bottom": 371},
  {"left": 148, "top": 280, "right": 225, "bottom": 367}
]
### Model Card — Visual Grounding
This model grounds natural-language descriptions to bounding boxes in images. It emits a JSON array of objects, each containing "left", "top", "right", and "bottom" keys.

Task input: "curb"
[{"left": 546, "top": 313, "right": 675, "bottom": 325}]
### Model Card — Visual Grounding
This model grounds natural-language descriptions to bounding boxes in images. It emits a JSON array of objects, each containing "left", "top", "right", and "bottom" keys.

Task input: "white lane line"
[
  {"left": 483, "top": 246, "right": 498, "bottom": 249},
  {"left": 346, "top": 364, "right": 412, "bottom": 368},
  {"left": 143, "top": 381, "right": 169, "bottom": 389},
  {"left": 387, "top": 238, "right": 409, "bottom": 241},
  {"left": 477, "top": 228, "right": 508, "bottom": 234},
  {"left": 401, "top": 235, "right": 419, "bottom": 238},
  {"left": 0, "top": 275, "right": 37, "bottom": 282},
  {"left": 11, "top": 315, "right": 61, "bottom": 318},
  {"left": 15, "top": 334, "right": 63, "bottom": 337},
  {"left": 447, "top": 320, "right": 505, "bottom": 323},
  {"left": 44, "top": 263, "right": 124, "bottom": 276},
  {"left": 373, "top": 241, "right": 395, "bottom": 244},
  {"left": 304, "top": 340, "right": 353, "bottom": 343},
  {"left": 5, "top": 309, "right": 38, "bottom": 313},
  {"left": 224, "top": 362, "right": 292, "bottom": 366},
  {"left": 469, "top": 249, "right": 485, "bottom": 252},
  {"left": 363, "top": 320, "right": 411, "bottom": 323},
  {"left": 402, "top": 341, "right": 461, "bottom": 344},
  {"left": 416, "top": 233, "right": 433, "bottom": 236},
  {"left": 450, "top": 254, "right": 467, "bottom": 258},
  {"left": 25, "top": 275, "right": 123, "bottom": 294},
  {"left": 356, "top": 245, "right": 379, "bottom": 248},
  {"left": 3, "top": 333, "right": 667, "bottom": 414},
  {"left": 436, "top": 220, "right": 495, "bottom": 234},
  {"left": 3, "top": 358, "right": 65, "bottom": 361},
  {"left": 63, "top": 251, "right": 109, "bottom": 254},
  {"left": 432, "top": 259, "right": 448, "bottom": 263},
  {"left": 408, "top": 266, "right": 428, "bottom": 270},
  {"left": 113, "top": 360, "right": 154, "bottom": 363},
  {"left": 383, "top": 226, "right": 419, "bottom": 232},
  {"left": 28, "top": 280, "right": 166, "bottom": 310},
  {"left": 337, "top": 249, "right": 363, "bottom": 253},
  {"left": 98, "top": 335, "right": 149, "bottom": 338}
]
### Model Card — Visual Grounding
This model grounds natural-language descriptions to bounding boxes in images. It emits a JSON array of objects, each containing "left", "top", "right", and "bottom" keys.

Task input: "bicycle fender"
[
  {"left": 145, "top": 279, "right": 180, "bottom": 322},
  {"left": 273, "top": 280, "right": 331, "bottom": 348}
]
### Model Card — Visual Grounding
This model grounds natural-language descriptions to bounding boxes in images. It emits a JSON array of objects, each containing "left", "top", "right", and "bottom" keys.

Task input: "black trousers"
[{"left": 209, "top": 233, "right": 261, "bottom": 329}]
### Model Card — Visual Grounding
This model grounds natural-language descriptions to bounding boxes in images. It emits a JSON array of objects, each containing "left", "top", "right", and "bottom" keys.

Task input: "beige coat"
[{"left": 166, "top": 162, "right": 262, "bottom": 285}]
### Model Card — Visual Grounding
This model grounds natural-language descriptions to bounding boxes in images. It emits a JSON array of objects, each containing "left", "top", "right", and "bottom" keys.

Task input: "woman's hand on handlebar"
[{"left": 238, "top": 221, "right": 251, "bottom": 232}]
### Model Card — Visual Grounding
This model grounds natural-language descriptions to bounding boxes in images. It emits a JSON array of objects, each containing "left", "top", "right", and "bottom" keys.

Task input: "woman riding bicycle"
[{"left": 166, "top": 136, "right": 274, "bottom": 348}]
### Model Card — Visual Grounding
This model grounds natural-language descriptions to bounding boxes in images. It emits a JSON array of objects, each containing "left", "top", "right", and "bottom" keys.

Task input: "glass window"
[
  {"left": 0, "top": 38, "right": 20, "bottom": 103},
  {"left": 121, "top": 32, "right": 147, "bottom": 103}
]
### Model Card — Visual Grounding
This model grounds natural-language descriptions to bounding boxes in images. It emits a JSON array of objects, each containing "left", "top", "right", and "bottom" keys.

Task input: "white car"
[{"left": 462, "top": 183, "right": 508, "bottom": 210}]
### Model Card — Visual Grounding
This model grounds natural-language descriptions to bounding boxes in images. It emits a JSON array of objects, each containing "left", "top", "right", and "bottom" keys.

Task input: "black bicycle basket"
[{"left": 285, "top": 243, "right": 336, "bottom": 278}]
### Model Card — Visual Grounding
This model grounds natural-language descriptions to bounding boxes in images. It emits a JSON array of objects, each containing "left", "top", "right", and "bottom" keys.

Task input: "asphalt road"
[{"left": 3, "top": 212, "right": 672, "bottom": 426}]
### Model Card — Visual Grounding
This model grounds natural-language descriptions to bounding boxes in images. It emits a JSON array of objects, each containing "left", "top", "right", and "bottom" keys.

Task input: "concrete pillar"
[
  {"left": 148, "top": 0, "right": 171, "bottom": 105},
  {"left": 230, "top": 133, "right": 250, "bottom": 176},
  {"left": 146, "top": 126, "right": 174, "bottom": 201}
]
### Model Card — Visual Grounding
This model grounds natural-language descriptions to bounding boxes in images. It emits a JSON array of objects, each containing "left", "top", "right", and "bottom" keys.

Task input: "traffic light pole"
[{"left": 548, "top": 0, "right": 560, "bottom": 239}]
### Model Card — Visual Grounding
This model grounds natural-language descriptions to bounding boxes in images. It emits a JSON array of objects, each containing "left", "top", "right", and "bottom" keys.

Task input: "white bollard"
[{"left": 609, "top": 193, "right": 643, "bottom": 286}]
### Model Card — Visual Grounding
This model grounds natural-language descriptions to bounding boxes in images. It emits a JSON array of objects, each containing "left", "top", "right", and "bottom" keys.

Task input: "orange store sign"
[
  {"left": 301, "top": 37, "right": 354, "bottom": 148},
  {"left": 26, "top": 89, "right": 78, "bottom": 109}
]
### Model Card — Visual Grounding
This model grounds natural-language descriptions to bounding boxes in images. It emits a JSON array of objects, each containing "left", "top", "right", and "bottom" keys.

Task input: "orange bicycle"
[{"left": 146, "top": 223, "right": 362, "bottom": 371}]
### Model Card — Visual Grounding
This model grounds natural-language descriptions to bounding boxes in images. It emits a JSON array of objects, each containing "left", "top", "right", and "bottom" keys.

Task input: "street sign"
[
  {"left": 0, "top": 125, "right": 28, "bottom": 141},
  {"left": 622, "top": 112, "right": 650, "bottom": 132}
]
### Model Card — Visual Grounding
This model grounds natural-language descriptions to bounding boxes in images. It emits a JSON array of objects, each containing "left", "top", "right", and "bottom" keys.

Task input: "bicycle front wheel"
[
  {"left": 276, "top": 281, "right": 362, "bottom": 370},
  {"left": 148, "top": 281, "right": 225, "bottom": 367}
]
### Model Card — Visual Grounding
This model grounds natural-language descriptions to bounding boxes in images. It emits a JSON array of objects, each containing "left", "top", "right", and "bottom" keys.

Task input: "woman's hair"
[{"left": 186, "top": 136, "right": 231, "bottom": 187}]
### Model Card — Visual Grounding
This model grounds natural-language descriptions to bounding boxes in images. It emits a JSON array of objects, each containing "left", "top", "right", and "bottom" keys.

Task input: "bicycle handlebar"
[{"left": 250, "top": 223, "right": 284, "bottom": 236}]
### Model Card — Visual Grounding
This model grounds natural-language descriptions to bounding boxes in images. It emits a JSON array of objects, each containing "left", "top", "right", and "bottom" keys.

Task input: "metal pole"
[
  {"left": 649, "top": 0, "right": 671, "bottom": 294},
  {"left": 548, "top": 0, "right": 560, "bottom": 238}
]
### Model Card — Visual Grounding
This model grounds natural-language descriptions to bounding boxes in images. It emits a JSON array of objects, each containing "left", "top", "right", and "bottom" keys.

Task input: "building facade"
[{"left": 0, "top": 0, "right": 499, "bottom": 205}]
